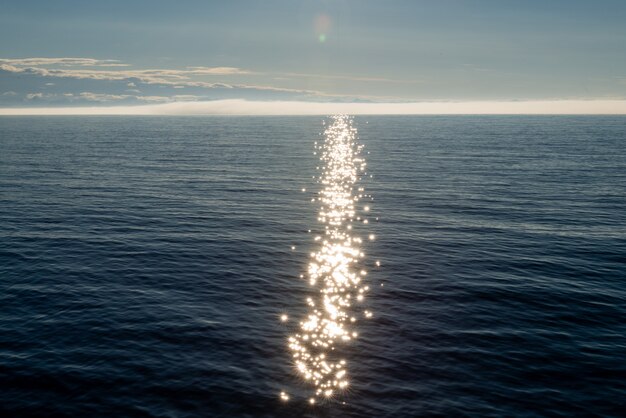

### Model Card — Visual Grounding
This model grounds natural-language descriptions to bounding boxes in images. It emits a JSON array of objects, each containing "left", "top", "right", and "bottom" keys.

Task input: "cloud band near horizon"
[{"left": 1, "top": 99, "right": 626, "bottom": 115}]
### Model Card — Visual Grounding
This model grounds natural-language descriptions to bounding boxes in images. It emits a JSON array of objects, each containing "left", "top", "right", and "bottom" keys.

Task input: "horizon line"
[{"left": 1, "top": 99, "right": 626, "bottom": 116}]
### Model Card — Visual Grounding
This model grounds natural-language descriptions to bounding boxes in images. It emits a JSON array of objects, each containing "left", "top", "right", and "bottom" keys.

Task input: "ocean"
[{"left": 1, "top": 115, "right": 625, "bottom": 417}]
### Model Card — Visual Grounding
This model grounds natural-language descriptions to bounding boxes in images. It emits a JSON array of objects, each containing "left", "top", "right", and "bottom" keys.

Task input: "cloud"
[
  {"left": 1, "top": 56, "right": 412, "bottom": 104},
  {"left": 78, "top": 92, "right": 132, "bottom": 102},
  {"left": 21, "top": 92, "right": 138, "bottom": 103},
  {"left": 2, "top": 99, "right": 625, "bottom": 115},
  {"left": 0, "top": 61, "right": 251, "bottom": 86},
  {"left": 0, "top": 58, "right": 128, "bottom": 67},
  {"left": 26, "top": 92, "right": 45, "bottom": 100},
  {"left": 186, "top": 66, "right": 251, "bottom": 75},
  {"left": 0, "top": 63, "right": 24, "bottom": 73},
  {"left": 135, "top": 95, "right": 172, "bottom": 102},
  {"left": 75, "top": 93, "right": 204, "bottom": 103},
  {"left": 171, "top": 95, "right": 203, "bottom": 101},
  {"left": 0, "top": 58, "right": 327, "bottom": 105},
  {"left": 133, "top": 95, "right": 201, "bottom": 102}
]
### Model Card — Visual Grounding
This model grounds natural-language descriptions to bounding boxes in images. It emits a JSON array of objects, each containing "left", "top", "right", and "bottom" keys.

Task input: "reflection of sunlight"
[{"left": 282, "top": 115, "right": 373, "bottom": 404}]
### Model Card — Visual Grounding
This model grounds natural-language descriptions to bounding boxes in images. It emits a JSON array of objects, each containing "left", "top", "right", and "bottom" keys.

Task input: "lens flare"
[
  {"left": 314, "top": 14, "right": 331, "bottom": 43},
  {"left": 284, "top": 115, "right": 373, "bottom": 403}
]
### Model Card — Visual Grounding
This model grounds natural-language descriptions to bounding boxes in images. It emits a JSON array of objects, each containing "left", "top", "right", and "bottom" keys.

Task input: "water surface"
[{"left": 1, "top": 116, "right": 625, "bottom": 417}]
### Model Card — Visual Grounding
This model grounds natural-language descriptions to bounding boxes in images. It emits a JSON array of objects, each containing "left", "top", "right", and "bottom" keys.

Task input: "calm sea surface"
[{"left": 1, "top": 116, "right": 625, "bottom": 417}]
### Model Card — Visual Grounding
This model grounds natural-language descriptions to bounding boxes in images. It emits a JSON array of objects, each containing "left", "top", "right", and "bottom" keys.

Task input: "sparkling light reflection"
[{"left": 285, "top": 115, "right": 373, "bottom": 403}]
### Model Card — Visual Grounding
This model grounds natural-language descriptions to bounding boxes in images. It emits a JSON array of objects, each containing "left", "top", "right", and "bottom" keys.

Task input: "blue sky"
[{"left": 1, "top": 0, "right": 626, "bottom": 110}]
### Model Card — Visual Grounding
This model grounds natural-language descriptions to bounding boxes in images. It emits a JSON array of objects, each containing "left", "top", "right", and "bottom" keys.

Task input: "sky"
[{"left": 1, "top": 0, "right": 626, "bottom": 114}]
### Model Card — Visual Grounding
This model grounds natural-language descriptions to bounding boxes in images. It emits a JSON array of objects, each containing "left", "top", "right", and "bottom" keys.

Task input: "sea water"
[{"left": 1, "top": 116, "right": 625, "bottom": 417}]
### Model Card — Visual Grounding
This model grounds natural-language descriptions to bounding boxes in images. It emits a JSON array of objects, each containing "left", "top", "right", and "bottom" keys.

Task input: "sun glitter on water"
[{"left": 282, "top": 115, "right": 374, "bottom": 404}]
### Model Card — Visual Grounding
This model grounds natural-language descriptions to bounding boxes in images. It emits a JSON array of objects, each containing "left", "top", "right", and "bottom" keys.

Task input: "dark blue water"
[{"left": 1, "top": 116, "right": 625, "bottom": 417}]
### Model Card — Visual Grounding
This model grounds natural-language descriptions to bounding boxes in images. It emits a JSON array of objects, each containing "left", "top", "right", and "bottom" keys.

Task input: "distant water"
[{"left": 1, "top": 116, "right": 625, "bottom": 417}]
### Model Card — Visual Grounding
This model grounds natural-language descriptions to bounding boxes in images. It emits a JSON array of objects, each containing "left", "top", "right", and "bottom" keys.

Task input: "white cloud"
[
  {"left": 136, "top": 95, "right": 171, "bottom": 102},
  {"left": 26, "top": 92, "right": 45, "bottom": 99},
  {"left": 0, "top": 58, "right": 128, "bottom": 67},
  {"left": 78, "top": 92, "right": 131, "bottom": 101},
  {"left": 0, "top": 61, "right": 275, "bottom": 89},
  {"left": 0, "top": 64, "right": 22, "bottom": 73},
  {"left": 0, "top": 57, "right": 340, "bottom": 98},
  {"left": 1, "top": 57, "right": 395, "bottom": 101},
  {"left": 0, "top": 63, "right": 325, "bottom": 98},
  {"left": 172, "top": 95, "right": 203, "bottom": 101},
  {"left": 2, "top": 99, "right": 626, "bottom": 115},
  {"left": 186, "top": 66, "right": 251, "bottom": 75}
]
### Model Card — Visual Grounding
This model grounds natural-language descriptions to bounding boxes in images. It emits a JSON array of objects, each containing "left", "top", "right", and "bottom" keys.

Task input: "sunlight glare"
[{"left": 286, "top": 115, "right": 374, "bottom": 403}]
